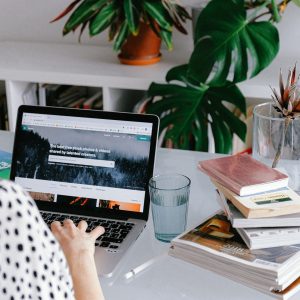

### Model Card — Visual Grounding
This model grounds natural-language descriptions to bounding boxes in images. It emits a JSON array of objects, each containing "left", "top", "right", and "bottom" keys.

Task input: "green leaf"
[
  {"left": 166, "top": 64, "right": 189, "bottom": 82},
  {"left": 207, "top": 84, "right": 246, "bottom": 142},
  {"left": 191, "top": 0, "right": 279, "bottom": 86},
  {"left": 113, "top": 21, "right": 129, "bottom": 51},
  {"left": 144, "top": 0, "right": 173, "bottom": 51},
  {"left": 145, "top": 79, "right": 246, "bottom": 153},
  {"left": 210, "top": 111, "right": 226, "bottom": 153},
  {"left": 232, "top": 0, "right": 244, "bottom": 7},
  {"left": 109, "top": 20, "right": 120, "bottom": 41},
  {"left": 188, "top": 37, "right": 217, "bottom": 84},
  {"left": 89, "top": 3, "right": 116, "bottom": 36},
  {"left": 146, "top": 95, "right": 197, "bottom": 116},
  {"left": 219, "top": 122, "right": 233, "bottom": 154},
  {"left": 50, "top": 0, "right": 81, "bottom": 23},
  {"left": 245, "top": 22, "right": 279, "bottom": 76},
  {"left": 147, "top": 83, "right": 203, "bottom": 151},
  {"left": 160, "top": 29, "right": 173, "bottom": 51},
  {"left": 212, "top": 102, "right": 246, "bottom": 141},
  {"left": 147, "top": 82, "right": 201, "bottom": 98},
  {"left": 175, "top": 5, "right": 191, "bottom": 22},
  {"left": 210, "top": 115, "right": 233, "bottom": 153},
  {"left": 78, "top": 20, "right": 89, "bottom": 42},
  {"left": 144, "top": 1, "right": 172, "bottom": 31},
  {"left": 208, "top": 104, "right": 234, "bottom": 154},
  {"left": 124, "top": 0, "right": 140, "bottom": 35},
  {"left": 192, "top": 115, "right": 209, "bottom": 151},
  {"left": 208, "top": 84, "right": 246, "bottom": 115},
  {"left": 63, "top": 0, "right": 106, "bottom": 35}
]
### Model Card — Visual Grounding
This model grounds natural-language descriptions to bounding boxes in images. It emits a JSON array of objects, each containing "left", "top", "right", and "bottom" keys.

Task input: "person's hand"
[
  {"left": 51, "top": 220, "right": 106, "bottom": 300},
  {"left": 51, "top": 219, "right": 105, "bottom": 265}
]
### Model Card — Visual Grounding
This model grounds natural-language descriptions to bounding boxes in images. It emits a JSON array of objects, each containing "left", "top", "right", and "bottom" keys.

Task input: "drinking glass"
[{"left": 149, "top": 173, "right": 191, "bottom": 242}]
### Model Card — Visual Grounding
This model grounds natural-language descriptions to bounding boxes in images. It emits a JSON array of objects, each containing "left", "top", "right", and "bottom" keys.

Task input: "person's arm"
[{"left": 51, "top": 219, "right": 105, "bottom": 300}]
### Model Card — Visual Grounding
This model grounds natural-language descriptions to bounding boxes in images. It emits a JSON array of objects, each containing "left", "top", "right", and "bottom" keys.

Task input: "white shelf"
[
  {"left": 0, "top": 40, "right": 290, "bottom": 98},
  {"left": 0, "top": 41, "right": 190, "bottom": 90},
  {"left": 0, "top": 41, "right": 191, "bottom": 130},
  {"left": 0, "top": 40, "right": 295, "bottom": 131}
]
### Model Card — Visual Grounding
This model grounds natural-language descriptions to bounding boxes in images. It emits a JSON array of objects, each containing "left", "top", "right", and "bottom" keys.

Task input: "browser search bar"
[{"left": 48, "top": 155, "right": 115, "bottom": 168}]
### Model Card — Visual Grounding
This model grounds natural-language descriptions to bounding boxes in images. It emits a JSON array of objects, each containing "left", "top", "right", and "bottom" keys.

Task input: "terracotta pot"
[{"left": 118, "top": 22, "right": 162, "bottom": 66}]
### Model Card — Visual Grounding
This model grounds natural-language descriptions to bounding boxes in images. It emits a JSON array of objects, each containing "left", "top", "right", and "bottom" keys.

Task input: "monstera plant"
[{"left": 146, "top": 0, "right": 299, "bottom": 153}]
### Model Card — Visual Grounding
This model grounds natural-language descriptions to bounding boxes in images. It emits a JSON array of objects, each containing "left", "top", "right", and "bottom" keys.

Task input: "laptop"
[{"left": 10, "top": 105, "right": 159, "bottom": 277}]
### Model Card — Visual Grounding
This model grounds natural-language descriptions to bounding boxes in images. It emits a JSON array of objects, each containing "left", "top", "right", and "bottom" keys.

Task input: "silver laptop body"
[{"left": 10, "top": 105, "right": 159, "bottom": 277}]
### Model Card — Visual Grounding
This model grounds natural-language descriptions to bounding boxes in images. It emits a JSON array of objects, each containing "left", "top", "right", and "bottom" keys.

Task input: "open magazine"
[{"left": 169, "top": 212, "right": 300, "bottom": 299}]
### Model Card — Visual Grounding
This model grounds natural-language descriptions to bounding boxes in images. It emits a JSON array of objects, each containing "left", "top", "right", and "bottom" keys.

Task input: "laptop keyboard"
[{"left": 40, "top": 212, "right": 135, "bottom": 250}]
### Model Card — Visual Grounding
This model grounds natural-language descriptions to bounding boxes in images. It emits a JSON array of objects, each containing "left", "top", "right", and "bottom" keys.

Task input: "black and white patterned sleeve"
[{"left": 0, "top": 180, "right": 75, "bottom": 300}]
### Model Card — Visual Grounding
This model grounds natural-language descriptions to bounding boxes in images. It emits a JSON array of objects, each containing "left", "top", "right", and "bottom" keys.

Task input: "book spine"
[{"left": 213, "top": 180, "right": 250, "bottom": 218}]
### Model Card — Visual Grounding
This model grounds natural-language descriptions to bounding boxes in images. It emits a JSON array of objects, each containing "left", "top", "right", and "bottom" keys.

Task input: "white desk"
[{"left": 0, "top": 130, "right": 286, "bottom": 300}]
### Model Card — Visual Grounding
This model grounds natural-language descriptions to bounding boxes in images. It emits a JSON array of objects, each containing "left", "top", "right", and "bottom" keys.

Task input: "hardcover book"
[
  {"left": 236, "top": 225, "right": 300, "bottom": 250},
  {"left": 213, "top": 180, "right": 300, "bottom": 219},
  {"left": 198, "top": 154, "right": 288, "bottom": 196},
  {"left": 216, "top": 190, "right": 300, "bottom": 228}
]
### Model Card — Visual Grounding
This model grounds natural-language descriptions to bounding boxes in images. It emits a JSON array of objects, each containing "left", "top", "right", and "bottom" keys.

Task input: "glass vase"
[{"left": 253, "top": 102, "right": 300, "bottom": 192}]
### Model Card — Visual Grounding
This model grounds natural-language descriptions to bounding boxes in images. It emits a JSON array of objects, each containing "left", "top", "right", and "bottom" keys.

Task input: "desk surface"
[{"left": 0, "top": 130, "right": 282, "bottom": 300}]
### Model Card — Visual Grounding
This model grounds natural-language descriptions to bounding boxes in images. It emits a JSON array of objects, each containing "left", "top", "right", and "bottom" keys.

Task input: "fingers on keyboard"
[{"left": 41, "top": 213, "right": 134, "bottom": 248}]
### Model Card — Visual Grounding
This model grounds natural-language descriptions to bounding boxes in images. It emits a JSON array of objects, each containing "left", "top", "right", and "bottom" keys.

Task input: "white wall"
[
  {"left": 0, "top": 0, "right": 193, "bottom": 52},
  {"left": 0, "top": 1, "right": 298, "bottom": 60},
  {"left": 276, "top": 3, "right": 300, "bottom": 59},
  {"left": 0, "top": 0, "right": 100, "bottom": 45}
]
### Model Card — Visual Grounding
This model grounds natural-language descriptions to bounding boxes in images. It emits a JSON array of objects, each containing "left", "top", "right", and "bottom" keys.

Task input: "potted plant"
[
  {"left": 51, "top": 0, "right": 190, "bottom": 65},
  {"left": 253, "top": 64, "right": 300, "bottom": 191},
  {"left": 145, "top": 0, "right": 300, "bottom": 153}
]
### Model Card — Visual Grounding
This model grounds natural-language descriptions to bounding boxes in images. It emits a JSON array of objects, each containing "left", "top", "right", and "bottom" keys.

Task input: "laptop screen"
[{"left": 11, "top": 107, "right": 158, "bottom": 220}]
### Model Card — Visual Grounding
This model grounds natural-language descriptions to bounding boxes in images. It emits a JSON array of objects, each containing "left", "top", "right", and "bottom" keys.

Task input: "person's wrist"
[
  {"left": 66, "top": 249, "right": 96, "bottom": 274},
  {"left": 66, "top": 248, "right": 94, "bottom": 263}
]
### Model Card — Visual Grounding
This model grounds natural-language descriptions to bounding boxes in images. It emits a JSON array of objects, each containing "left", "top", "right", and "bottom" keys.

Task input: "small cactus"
[{"left": 271, "top": 64, "right": 300, "bottom": 118}]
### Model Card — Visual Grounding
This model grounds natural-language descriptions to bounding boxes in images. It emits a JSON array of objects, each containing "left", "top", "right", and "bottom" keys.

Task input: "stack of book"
[
  {"left": 169, "top": 154, "right": 300, "bottom": 299},
  {"left": 38, "top": 84, "right": 103, "bottom": 109}
]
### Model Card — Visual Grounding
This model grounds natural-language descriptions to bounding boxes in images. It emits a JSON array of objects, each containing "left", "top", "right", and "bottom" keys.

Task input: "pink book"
[{"left": 198, "top": 154, "right": 288, "bottom": 196}]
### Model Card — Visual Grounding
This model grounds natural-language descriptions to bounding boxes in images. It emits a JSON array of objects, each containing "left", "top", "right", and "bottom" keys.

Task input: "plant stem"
[
  {"left": 247, "top": 0, "right": 272, "bottom": 21},
  {"left": 271, "top": 0, "right": 281, "bottom": 22},
  {"left": 248, "top": 0, "right": 291, "bottom": 23},
  {"left": 250, "top": 11, "right": 271, "bottom": 22},
  {"left": 272, "top": 116, "right": 292, "bottom": 168}
]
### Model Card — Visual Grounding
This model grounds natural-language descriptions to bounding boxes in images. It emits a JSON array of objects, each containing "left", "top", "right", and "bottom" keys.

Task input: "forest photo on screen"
[{"left": 15, "top": 126, "right": 151, "bottom": 191}]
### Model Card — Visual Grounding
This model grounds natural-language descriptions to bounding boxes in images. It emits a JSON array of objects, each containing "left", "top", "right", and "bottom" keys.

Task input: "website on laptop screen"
[{"left": 14, "top": 112, "right": 153, "bottom": 213}]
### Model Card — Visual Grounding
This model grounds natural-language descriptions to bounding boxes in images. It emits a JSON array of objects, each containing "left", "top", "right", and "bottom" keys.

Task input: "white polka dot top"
[{"left": 0, "top": 180, "right": 75, "bottom": 300}]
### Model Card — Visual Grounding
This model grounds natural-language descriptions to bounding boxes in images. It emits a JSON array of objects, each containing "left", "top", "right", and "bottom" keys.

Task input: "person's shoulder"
[
  {"left": 0, "top": 179, "right": 28, "bottom": 197},
  {"left": 0, "top": 180, "right": 37, "bottom": 213}
]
